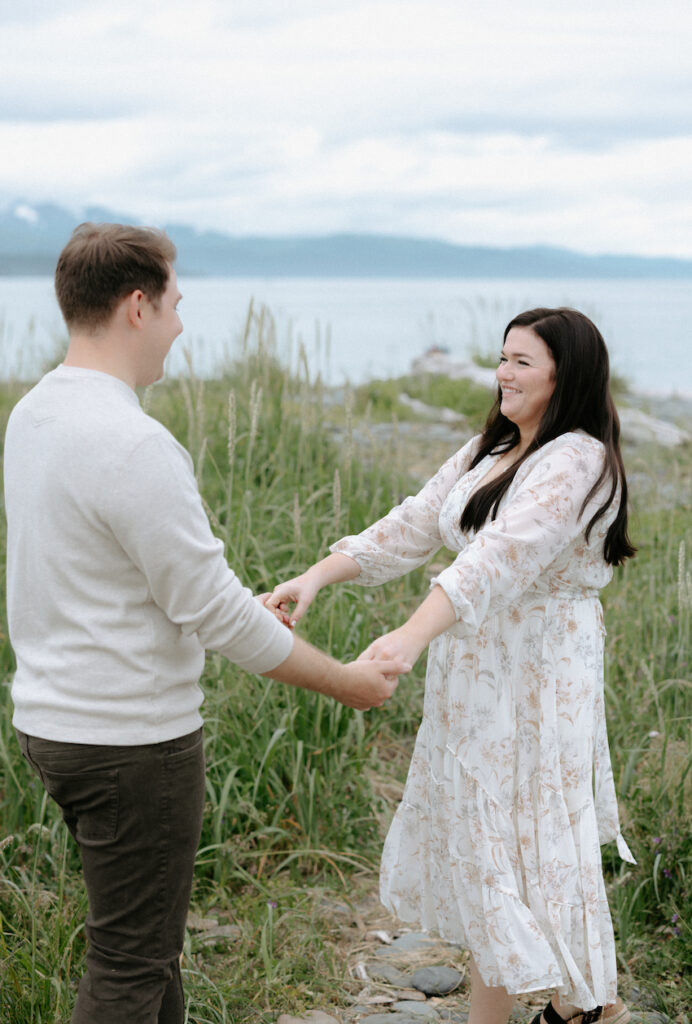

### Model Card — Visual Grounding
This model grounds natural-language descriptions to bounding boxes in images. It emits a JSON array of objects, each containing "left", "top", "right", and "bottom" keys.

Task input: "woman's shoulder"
[
  {"left": 452, "top": 434, "right": 485, "bottom": 470},
  {"left": 516, "top": 433, "right": 606, "bottom": 488},
  {"left": 537, "top": 430, "right": 605, "bottom": 461}
]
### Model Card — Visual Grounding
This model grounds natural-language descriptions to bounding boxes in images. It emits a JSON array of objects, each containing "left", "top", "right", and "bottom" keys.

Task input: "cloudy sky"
[{"left": 1, "top": 0, "right": 691, "bottom": 256}]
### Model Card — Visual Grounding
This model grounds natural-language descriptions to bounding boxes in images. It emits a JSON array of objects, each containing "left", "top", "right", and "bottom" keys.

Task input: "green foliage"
[
  {"left": 0, "top": 304, "right": 690, "bottom": 1018},
  {"left": 352, "top": 372, "right": 492, "bottom": 429}
]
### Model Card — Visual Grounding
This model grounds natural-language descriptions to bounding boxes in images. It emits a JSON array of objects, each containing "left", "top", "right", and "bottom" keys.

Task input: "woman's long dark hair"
[{"left": 459, "top": 307, "right": 636, "bottom": 566}]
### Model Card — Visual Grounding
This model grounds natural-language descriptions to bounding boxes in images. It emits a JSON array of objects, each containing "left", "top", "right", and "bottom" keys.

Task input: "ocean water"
[{"left": 0, "top": 276, "right": 688, "bottom": 396}]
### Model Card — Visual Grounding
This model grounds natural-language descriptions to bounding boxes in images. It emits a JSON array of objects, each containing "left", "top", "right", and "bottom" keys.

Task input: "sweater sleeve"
[
  {"left": 105, "top": 431, "right": 293, "bottom": 674},
  {"left": 431, "top": 434, "right": 610, "bottom": 633},
  {"left": 329, "top": 437, "right": 480, "bottom": 585}
]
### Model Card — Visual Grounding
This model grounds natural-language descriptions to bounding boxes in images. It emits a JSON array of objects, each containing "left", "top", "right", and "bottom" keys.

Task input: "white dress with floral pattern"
[{"left": 331, "top": 431, "right": 634, "bottom": 1008}]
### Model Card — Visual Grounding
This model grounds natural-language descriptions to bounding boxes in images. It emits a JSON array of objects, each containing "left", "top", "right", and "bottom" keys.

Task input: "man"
[{"left": 3, "top": 222, "right": 408, "bottom": 1024}]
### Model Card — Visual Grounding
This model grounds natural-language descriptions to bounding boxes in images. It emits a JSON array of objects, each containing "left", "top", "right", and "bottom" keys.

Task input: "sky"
[{"left": 1, "top": 0, "right": 691, "bottom": 257}]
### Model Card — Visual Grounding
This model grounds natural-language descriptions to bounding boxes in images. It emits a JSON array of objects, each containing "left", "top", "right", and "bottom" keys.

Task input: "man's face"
[{"left": 138, "top": 266, "right": 183, "bottom": 386}]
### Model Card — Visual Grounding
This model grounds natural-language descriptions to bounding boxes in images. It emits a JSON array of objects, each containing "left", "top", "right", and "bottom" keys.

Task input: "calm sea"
[{"left": 0, "top": 276, "right": 688, "bottom": 396}]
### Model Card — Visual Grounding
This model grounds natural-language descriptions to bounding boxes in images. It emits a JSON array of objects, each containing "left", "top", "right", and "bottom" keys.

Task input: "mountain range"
[{"left": 2, "top": 200, "right": 691, "bottom": 279}]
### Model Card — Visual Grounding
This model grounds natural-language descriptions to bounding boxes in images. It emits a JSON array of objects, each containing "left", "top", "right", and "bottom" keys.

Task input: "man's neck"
[{"left": 63, "top": 333, "right": 137, "bottom": 390}]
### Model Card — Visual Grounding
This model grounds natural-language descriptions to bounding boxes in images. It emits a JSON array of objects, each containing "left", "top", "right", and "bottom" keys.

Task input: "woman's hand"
[
  {"left": 264, "top": 573, "right": 321, "bottom": 627},
  {"left": 255, "top": 592, "right": 293, "bottom": 628},
  {"left": 357, "top": 585, "right": 458, "bottom": 667},
  {"left": 265, "top": 553, "right": 361, "bottom": 627},
  {"left": 357, "top": 625, "right": 426, "bottom": 669}
]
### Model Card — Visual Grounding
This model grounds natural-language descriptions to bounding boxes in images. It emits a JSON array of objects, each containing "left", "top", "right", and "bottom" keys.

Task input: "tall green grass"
[{"left": 0, "top": 304, "right": 690, "bottom": 1021}]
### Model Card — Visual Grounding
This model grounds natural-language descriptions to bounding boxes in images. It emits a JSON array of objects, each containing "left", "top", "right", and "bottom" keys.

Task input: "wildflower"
[
  {"left": 671, "top": 914, "right": 679, "bottom": 924},
  {"left": 653, "top": 837, "right": 662, "bottom": 844},
  {"left": 267, "top": 899, "right": 277, "bottom": 909}
]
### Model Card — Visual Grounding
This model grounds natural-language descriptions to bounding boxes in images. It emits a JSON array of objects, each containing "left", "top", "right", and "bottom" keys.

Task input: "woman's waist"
[{"left": 522, "top": 577, "right": 600, "bottom": 600}]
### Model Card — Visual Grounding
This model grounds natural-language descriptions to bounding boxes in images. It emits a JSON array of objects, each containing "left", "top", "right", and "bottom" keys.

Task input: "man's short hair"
[{"left": 55, "top": 222, "right": 177, "bottom": 331}]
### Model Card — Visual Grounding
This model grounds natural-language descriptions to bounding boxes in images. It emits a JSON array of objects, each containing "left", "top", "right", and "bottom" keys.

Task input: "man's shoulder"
[{"left": 5, "top": 368, "right": 187, "bottom": 471}]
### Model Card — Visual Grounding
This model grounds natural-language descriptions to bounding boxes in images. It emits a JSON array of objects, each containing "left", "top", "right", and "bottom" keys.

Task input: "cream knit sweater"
[{"left": 4, "top": 365, "right": 293, "bottom": 744}]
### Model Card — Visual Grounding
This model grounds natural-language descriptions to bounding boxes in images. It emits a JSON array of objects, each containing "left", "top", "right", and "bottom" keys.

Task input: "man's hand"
[
  {"left": 335, "top": 658, "right": 408, "bottom": 709},
  {"left": 263, "top": 633, "right": 409, "bottom": 709}
]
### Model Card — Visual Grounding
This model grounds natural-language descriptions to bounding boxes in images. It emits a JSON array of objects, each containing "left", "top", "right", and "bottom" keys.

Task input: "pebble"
[
  {"left": 392, "top": 1001, "right": 440, "bottom": 1017},
  {"left": 277, "top": 1013, "right": 340, "bottom": 1024},
  {"left": 359, "top": 1015, "right": 433, "bottom": 1024},
  {"left": 366, "top": 963, "right": 412, "bottom": 987},
  {"left": 375, "top": 933, "right": 440, "bottom": 957},
  {"left": 625, "top": 988, "right": 660, "bottom": 1011},
  {"left": 410, "top": 968, "right": 463, "bottom": 997},
  {"left": 195, "top": 923, "right": 241, "bottom": 945},
  {"left": 397, "top": 989, "right": 427, "bottom": 1002}
]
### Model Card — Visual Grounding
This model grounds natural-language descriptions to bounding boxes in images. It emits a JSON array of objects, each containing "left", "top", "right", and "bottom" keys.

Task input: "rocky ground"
[{"left": 273, "top": 896, "right": 680, "bottom": 1024}]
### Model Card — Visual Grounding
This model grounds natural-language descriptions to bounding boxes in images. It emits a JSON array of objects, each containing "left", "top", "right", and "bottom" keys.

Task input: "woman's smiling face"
[{"left": 496, "top": 326, "right": 556, "bottom": 442}]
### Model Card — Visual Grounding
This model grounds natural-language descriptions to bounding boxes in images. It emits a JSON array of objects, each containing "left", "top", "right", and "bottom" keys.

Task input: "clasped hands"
[{"left": 258, "top": 571, "right": 426, "bottom": 671}]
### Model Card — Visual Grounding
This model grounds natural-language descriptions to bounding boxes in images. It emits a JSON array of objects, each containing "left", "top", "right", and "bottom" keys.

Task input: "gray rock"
[
  {"left": 619, "top": 407, "right": 690, "bottom": 447},
  {"left": 375, "top": 933, "right": 439, "bottom": 957},
  {"left": 360, "top": 1016, "right": 433, "bottom": 1024},
  {"left": 277, "top": 1014, "right": 340, "bottom": 1024},
  {"left": 625, "top": 988, "right": 660, "bottom": 1010},
  {"left": 410, "top": 967, "right": 463, "bottom": 996},
  {"left": 317, "top": 897, "right": 352, "bottom": 917},
  {"left": 398, "top": 393, "right": 467, "bottom": 425},
  {"left": 366, "top": 963, "right": 412, "bottom": 987},
  {"left": 436, "top": 1013, "right": 469, "bottom": 1024},
  {"left": 195, "top": 923, "right": 241, "bottom": 945},
  {"left": 392, "top": 1001, "right": 439, "bottom": 1017}
]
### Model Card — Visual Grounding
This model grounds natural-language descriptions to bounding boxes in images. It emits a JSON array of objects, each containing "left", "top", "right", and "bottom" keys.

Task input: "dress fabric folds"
[{"left": 331, "top": 431, "right": 634, "bottom": 1008}]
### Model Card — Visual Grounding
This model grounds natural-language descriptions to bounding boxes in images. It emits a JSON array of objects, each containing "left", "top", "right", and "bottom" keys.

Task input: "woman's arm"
[
  {"left": 264, "top": 552, "right": 361, "bottom": 625},
  {"left": 358, "top": 435, "right": 610, "bottom": 664},
  {"left": 356, "top": 584, "right": 457, "bottom": 668},
  {"left": 266, "top": 439, "right": 479, "bottom": 626}
]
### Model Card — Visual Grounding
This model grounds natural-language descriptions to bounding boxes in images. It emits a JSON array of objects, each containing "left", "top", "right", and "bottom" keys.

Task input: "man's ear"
[{"left": 125, "top": 290, "right": 146, "bottom": 328}]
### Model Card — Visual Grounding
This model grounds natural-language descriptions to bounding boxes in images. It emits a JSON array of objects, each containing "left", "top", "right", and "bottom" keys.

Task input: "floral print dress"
[{"left": 331, "top": 431, "right": 634, "bottom": 1009}]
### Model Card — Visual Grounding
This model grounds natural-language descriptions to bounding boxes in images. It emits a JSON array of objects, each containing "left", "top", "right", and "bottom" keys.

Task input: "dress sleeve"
[
  {"left": 330, "top": 437, "right": 480, "bottom": 586},
  {"left": 432, "top": 434, "right": 609, "bottom": 632},
  {"left": 105, "top": 432, "right": 294, "bottom": 674}
]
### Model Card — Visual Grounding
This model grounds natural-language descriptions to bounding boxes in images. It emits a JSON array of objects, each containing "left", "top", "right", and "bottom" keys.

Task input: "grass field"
[{"left": 0, "top": 305, "right": 690, "bottom": 1022}]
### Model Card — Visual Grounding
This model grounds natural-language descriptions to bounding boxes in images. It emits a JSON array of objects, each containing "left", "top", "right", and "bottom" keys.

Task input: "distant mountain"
[{"left": 2, "top": 200, "right": 691, "bottom": 278}]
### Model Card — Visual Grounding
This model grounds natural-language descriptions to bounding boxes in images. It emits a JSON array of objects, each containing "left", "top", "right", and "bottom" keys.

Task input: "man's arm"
[{"left": 262, "top": 633, "right": 409, "bottom": 710}]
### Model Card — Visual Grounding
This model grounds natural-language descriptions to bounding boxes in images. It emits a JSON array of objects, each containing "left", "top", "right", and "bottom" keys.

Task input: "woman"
[{"left": 267, "top": 308, "right": 636, "bottom": 1024}]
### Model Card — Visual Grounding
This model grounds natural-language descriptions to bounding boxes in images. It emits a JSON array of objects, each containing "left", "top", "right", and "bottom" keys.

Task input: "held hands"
[
  {"left": 258, "top": 559, "right": 453, "bottom": 710},
  {"left": 358, "top": 586, "right": 456, "bottom": 669},
  {"left": 263, "top": 572, "right": 321, "bottom": 628},
  {"left": 337, "top": 657, "right": 411, "bottom": 709},
  {"left": 263, "top": 554, "right": 361, "bottom": 628},
  {"left": 357, "top": 625, "right": 425, "bottom": 671},
  {"left": 332, "top": 626, "right": 422, "bottom": 709}
]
